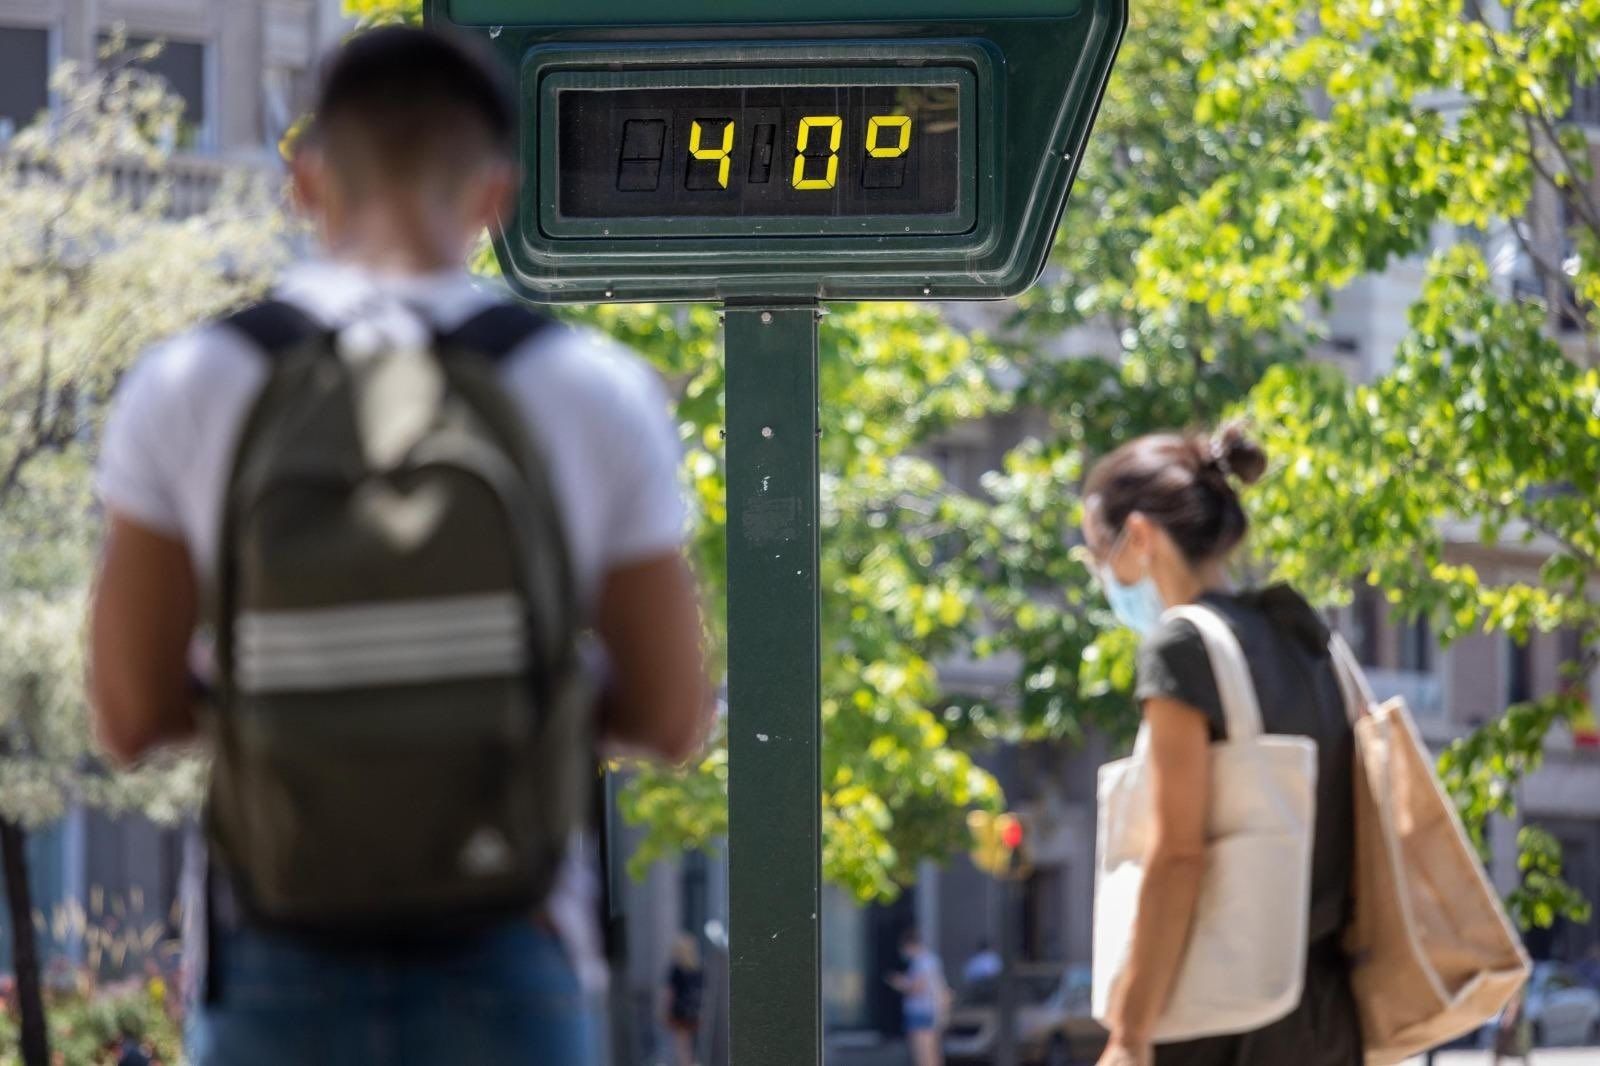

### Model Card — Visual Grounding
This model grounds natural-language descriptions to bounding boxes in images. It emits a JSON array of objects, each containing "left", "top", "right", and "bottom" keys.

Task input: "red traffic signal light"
[{"left": 968, "top": 811, "right": 1030, "bottom": 879}]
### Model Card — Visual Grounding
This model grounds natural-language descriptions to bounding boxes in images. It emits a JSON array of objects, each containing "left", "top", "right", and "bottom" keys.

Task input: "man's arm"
[
  {"left": 88, "top": 513, "right": 202, "bottom": 764},
  {"left": 593, "top": 550, "right": 712, "bottom": 765}
]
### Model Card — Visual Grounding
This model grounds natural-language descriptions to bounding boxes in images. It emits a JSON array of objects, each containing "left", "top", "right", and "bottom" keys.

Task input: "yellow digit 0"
[
  {"left": 689, "top": 119, "right": 735, "bottom": 189},
  {"left": 792, "top": 115, "right": 843, "bottom": 190},
  {"left": 866, "top": 115, "right": 912, "bottom": 158}
]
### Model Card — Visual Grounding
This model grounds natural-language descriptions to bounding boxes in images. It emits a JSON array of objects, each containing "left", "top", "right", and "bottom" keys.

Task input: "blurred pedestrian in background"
[
  {"left": 1083, "top": 426, "right": 1361, "bottom": 1066},
  {"left": 962, "top": 939, "right": 1002, "bottom": 987},
  {"left": 1491, "top": 987, "right": 1533, "bottom": 1065},
  {"left": 663, "top": 933, "right": 706, "bottom": 1066},
  {"left": 889, "top": 927, "right": 949, "bottom": 1066}
]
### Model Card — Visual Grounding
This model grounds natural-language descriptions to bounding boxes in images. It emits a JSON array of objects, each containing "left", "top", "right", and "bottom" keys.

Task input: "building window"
[
  {"left": 1351, "top": 589, "right": 1382, "bottom": 667},
  {"left": 1399, "top": 614, "right": 1432, "bottom": 674},
  {"left": 0, "top": 26, "right": 50, "bottom": 141},
  {"left": 1507, "top": 636, "right": 1534, "bottom": 706},
  {"left": 1559, "top": 196, "right": 1585, "bottom": 333},
  {"left": 1568, "top": 74, "right": 1600, "bottom": 127},
  {"left": 1559, "top": 628, "right": 1584, "bottom": 678},
  {"left": 1021, "top": 867, "right": 1065, "bottom": 963},
  {"left": 821, "top": 888, "right": 870, "bottom": 1031},
  {"left": 99, "top": 35, "right": 207, "bottom": 147}
]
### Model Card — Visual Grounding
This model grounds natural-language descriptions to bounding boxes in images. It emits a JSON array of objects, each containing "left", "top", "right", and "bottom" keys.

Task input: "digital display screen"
[{"left": 555, "top": 82, "right": 963, "bottom": 223}]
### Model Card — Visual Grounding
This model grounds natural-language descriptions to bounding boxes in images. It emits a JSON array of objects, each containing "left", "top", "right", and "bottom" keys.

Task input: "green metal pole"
[{"left": 725, "top": 303, "right": 822, "bottom": 1066}]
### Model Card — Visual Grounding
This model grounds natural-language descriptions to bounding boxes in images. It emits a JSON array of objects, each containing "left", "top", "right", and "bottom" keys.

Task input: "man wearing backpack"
[{"left": 88, "top": 26, "right": 710, "bottom": 1065}]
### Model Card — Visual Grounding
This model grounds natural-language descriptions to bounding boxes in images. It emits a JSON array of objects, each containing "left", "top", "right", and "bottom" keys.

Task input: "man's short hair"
[{"left": 311, "top": 26, "right": 516, "bottom": 194}]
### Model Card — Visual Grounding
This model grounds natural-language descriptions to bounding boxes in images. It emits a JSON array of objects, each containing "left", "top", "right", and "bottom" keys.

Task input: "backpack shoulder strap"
[
  {"left": 221, "top": 299, "right": 324, "bottom": 359},
  {"left": 439, "top": 303, "right": 554, "bottom": 362},
  {"left": 210, "top": 299, "right": 325, "bottom": 701},
  {"left": 433, "top": 300, "right": 576, "bottom": 691}
]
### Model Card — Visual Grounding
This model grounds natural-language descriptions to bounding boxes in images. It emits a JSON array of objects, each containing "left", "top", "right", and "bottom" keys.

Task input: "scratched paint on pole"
[{"left": 726, "top": 306, "right": 822, "bottom": 1065}]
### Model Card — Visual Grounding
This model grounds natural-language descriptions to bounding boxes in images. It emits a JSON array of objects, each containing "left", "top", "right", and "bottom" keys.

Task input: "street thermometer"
[{"left": 427, "top": 1, "right": 1125, "bottom": 1060}]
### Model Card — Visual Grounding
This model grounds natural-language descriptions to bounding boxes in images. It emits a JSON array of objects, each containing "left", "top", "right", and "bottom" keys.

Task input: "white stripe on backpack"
[{"left": 236, "top": 592, "right": 527, "bottom": 692}]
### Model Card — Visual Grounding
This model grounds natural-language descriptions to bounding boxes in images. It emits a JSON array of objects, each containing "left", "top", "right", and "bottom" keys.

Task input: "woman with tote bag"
[{"left": 1083, "top": 426, "right": 1363, "bottom": 1066}]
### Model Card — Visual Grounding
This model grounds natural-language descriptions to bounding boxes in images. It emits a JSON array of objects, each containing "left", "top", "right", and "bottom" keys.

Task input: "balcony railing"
[
  {"left": 1569, "top": 78, "right": 1600, "bottom": 127},
  {"left": 8, "top": 151, "right": 263, "bottom": 220},
  {"left": 107, "top": 154, "right": 237, "bottom": 218},
  {"left": 1365, "top": 667, "right": 1445, "bottom": 718}
]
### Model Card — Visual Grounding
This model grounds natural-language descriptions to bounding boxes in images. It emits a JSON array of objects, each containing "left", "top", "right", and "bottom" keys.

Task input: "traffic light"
[{"left": 968, "top": 811, "right": 1030, "bottom": 880}]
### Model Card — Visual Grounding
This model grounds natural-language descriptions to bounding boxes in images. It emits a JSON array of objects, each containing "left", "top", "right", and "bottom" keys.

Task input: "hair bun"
[{"left": 1210, "top": 423, "right": 1267, "bottom": 486}]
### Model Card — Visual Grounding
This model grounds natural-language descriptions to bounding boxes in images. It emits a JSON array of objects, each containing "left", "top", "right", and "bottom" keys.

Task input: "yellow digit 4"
[
  {"left": 866, "top": 115, "right": 912, "bottom": 158},
  {"left": 792, "top": 115, "right": 842, "bottom": 190},
  {"left": 689, "top": 119, "right": 735, "bottom": 189}
]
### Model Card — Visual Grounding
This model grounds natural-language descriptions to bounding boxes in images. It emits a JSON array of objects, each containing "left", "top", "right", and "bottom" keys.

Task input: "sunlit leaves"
[
  {"left": 1246, "top": 247, "right": 1600, "bottom": 926},
  {"left": 340, "top": 0, "right": 419, "bottom": 26},
  {"left": 1015, "top": 0, "right": 1600, "bottom": 928},
  {"left": 618, "top": 300, "right": 1015, "bottom": 901},
  {"left": 0, "top": 61, "right": 285, "bottom": 828}
]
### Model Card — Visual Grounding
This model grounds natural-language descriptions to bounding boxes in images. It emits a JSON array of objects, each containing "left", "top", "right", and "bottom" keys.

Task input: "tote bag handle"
[{"left": 1328, "top": 633, "right": 1376, "bottom": 724}]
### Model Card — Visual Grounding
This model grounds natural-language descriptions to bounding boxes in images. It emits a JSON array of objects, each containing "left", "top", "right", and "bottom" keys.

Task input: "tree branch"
[
  {"left": 1461, "top": 0, "right": 1600, "bottom": 232},
  {"left": 1508, "top": 218, "right": 1595, "bottom": 342},
  {"left": 1524, "top": 106, "right": 1600, "bottom": 235},
  {"left": 1434, "top": 464, "right": 1600, "bottom": 577},
  {"left": 0, "top": 441, "right": 43, "bottom": 510}
]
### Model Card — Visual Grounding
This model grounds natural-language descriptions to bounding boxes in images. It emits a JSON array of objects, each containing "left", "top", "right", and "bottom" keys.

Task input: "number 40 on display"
[{"left": 687, "top": 114, "right": 913, "bottom": 191}]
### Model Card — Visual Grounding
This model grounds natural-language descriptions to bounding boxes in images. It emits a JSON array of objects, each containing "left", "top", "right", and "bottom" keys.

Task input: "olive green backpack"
[{"left": 207, "top": 299, "right": 590, "bottom": 936}]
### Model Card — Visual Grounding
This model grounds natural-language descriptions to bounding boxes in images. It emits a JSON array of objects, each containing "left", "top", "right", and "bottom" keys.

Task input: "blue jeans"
[{"left": 187, "top": 920, "right": 595, "bottom": 1066}]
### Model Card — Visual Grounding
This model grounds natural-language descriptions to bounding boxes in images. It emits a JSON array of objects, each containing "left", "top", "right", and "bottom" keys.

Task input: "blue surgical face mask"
[
  {"left": 1098, "top": 528, "right": 1166, "bottom": 636},
  {"left": 1101, "top": 569, "right": 1165, "bottom": 636}
]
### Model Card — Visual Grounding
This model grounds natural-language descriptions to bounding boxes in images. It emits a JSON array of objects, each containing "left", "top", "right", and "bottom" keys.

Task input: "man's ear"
[
  {"left": 469, "top": 159, "right": 519, "bottom": 231},
  {"left": 289, "top": 143, "right": 330, "bottom": 220}
]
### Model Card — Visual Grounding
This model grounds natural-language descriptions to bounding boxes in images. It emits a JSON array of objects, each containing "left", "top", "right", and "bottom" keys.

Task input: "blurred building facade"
[
  {"left": 0, "top": 0, "right": 349, "bottom": 977},
  {"left": 0, "top": 0, "right": 346, "bottom": 153}
]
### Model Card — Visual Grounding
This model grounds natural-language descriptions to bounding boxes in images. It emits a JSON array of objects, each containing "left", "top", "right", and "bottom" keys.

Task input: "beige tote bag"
[
  {"left": 1329, "top": 637, "right": 1530, "bottom": 1065},
  {"left": 1093, "top": 605, "right": 1318, "bottom": 1042}
]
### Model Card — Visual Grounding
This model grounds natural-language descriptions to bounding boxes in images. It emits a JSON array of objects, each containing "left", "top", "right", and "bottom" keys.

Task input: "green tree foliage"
[
  {"left": 342, "top": 0, "right": 419, "bottom": 25},
  {"left": 0, "top": 53, "right": 286, "bottom": 1063},
  {"left": 948, "top": 0, "right": 1313, "bottom": 748},
  {"left": 1130, "top": 0, "right": 1600, "bottom": 927},
  {"left": 1, "top": 53, "right": 282, "bottom": 833},
  {"left": 606, "top": 303, "right": 1010, "bottom": 902}
]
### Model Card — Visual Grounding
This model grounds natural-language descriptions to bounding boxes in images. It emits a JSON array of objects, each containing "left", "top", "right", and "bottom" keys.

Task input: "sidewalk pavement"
[
  {"left": 827, "top": 1044, "right": 1600, "bottom": 1066},
  {"left": 1404, "top": 1052, "right": 1600, "bottom": 1065}
]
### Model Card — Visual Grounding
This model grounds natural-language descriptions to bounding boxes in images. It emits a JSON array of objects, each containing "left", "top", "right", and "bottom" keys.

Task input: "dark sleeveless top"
[{"left": 1136, "top": 585, "right": 1363, "bottom": 1066}]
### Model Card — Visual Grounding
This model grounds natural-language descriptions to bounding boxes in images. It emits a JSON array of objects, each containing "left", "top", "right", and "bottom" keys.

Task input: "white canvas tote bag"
[{"left": 1093, "top": 604, "right": 1319, "bottom": 1042}]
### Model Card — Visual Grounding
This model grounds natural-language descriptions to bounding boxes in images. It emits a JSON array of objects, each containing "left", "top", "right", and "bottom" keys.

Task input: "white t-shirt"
[
  {"left": 96, "top": 259, "right": 689, "bottom": 995},
  {"left": 99, "top": 259, "right": 687, "bottom": 609}
]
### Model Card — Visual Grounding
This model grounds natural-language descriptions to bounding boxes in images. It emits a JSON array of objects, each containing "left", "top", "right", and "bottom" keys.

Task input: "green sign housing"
[{"left": 429, "top": 0, "right": 1125, "bottom": 303}]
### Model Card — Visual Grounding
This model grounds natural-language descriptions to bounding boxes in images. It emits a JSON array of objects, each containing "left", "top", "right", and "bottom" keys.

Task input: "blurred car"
[
  {"left": 944, "top": 964, "right": 1107, "bottom": 1066},
  {"left": 1527, "top": 962, "right": 1600, "bottom": 1046},
  {"left": 1483, "top": 962, "right": 1600, "bottom": 1048}
]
